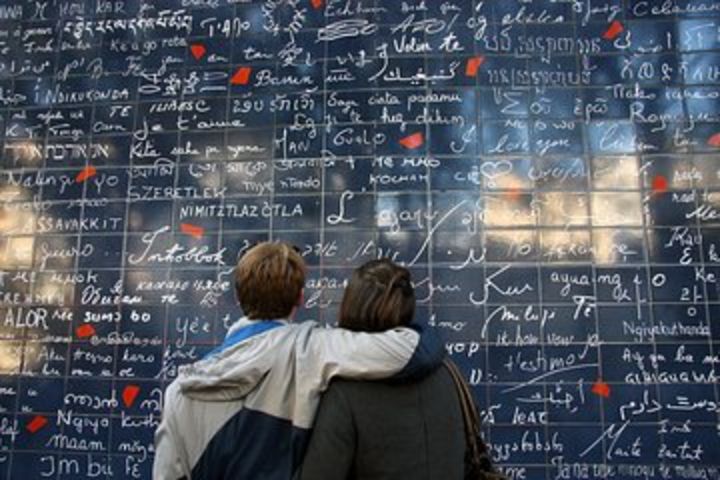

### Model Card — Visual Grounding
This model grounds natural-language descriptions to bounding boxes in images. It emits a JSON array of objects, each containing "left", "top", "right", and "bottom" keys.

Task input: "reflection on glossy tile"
[
  {"left": 0, "top": 203, "right": 35, "bottom": 236},
  {"left": 588, "top": 121, "right": 638, "bottom": 155},
  {"left": 482, "top": 159, "right": 533, "bottom": 190},
  {"left": 689, "top": 156, "right": 720, "bottom": 188},
  {"left": 21, "top": 342, "right": 45, "bottom": 374},
  {"left": 592, "top": 228, "right": 646, "bottom": 264},
  {"left": 484, "top": 194, "right": 536, "bottom": 227},
  {"left": 4, "top": 140, "right": 45, "bottom": 168},
  {"left": 532, "top": 157, "right": 588, "bottom": 191},
  {"left": 0, "top": 342, "right": 23, "bottom": 374},
  {"left": 32, "top": 274, "right": 75, "bottom": 307},
  {"left": 540, "top": 229, "right": 592, "bottom": 262},
  {"left": 0, "top": 184, "right": 32, "bottom": 204},
  {"left": 0, "top": 236, "right": 34, "bottom": 268},
  {"left": 537, "top": 192, "right": 590, "bottom": 227},
  {"left": 486, "top": 229, "right": 536, "bottom": 262},
  {"left": 432, "top": 232, "right": 483, "bottom": 265},
  {"left": 591, "top": 191, "right": 643, "bottom": 226},
  {"left": 592, "top": 156, "right": 640, "bottom": 189}
]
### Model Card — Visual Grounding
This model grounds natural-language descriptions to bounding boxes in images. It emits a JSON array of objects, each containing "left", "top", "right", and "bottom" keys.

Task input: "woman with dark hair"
[{"left": 298, "top": 259, "right": 469, "bottom": 479}]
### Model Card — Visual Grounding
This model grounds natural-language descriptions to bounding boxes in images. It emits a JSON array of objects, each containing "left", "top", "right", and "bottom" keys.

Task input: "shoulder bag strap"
[
  {"left": 443, "top": 359, "right": 484, "bottom": 460},
  {"left": 444, "top": 358, "right": 508, "bottom": 480}
]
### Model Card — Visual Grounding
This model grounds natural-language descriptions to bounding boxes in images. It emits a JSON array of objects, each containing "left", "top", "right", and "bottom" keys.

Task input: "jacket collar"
[{"left": 226, "top": 316, "right": 289, "bottom": 337}]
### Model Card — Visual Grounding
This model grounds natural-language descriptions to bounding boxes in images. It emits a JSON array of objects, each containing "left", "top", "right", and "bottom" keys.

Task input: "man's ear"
[{"left": 297, "top": 288, "right": 304, "bottom": 307}]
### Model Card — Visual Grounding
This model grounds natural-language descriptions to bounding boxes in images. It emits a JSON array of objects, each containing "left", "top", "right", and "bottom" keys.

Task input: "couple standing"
[{"left": 154, "top": 242, "right": 498, "bottom": 479}]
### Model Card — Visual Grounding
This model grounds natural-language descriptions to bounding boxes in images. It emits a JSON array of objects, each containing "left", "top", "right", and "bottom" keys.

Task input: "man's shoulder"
[
  {"left": 159, "top": 379, "right": 185, "bottom": 420},
  {"left": 162, "top": 376, "right": 187, "bottom": 402}
]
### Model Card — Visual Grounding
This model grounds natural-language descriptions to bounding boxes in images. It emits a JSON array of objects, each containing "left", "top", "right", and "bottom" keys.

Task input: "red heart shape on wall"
[
  {"left": 191, "top": 44, "right": 207, "bottom": 61},
  {"left": 399, "top": 132, "right": 424, "bottom": 150},
  {"left": 123, "top": 385, "right": 141, "bottom": 408}
]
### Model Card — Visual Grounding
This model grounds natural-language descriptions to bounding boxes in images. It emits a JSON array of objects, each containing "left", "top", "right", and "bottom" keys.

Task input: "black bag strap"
[
  {"left": 444, "top": 360, "right": 484, "bottom": 457},
  {"left": 444, "top": 359, "right": 506, "bottom": 479}
]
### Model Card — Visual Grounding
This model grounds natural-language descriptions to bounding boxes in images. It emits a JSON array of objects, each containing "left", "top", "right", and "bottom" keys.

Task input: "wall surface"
[{"left": 0, "top": 0, "right": 720, "bottom": 478}]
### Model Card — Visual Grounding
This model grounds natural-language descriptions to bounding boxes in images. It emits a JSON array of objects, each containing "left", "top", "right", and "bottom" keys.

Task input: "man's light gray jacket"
[{"left": 153, "top": 317, "right": 442, "bottom": 480}]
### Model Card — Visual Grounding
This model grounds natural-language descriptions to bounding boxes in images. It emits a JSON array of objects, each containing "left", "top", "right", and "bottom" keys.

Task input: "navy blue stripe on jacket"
[{"left": 191, "top": 408, "right": 310, "bottom": 480}]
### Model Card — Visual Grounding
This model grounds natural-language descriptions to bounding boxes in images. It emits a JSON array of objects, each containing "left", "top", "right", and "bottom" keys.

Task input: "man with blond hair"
[{"left": 153, "top": 242, "right": 442, "bottom": 479}]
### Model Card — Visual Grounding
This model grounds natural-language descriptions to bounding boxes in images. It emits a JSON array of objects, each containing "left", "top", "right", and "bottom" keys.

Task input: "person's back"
[
  {"left": 298, "top": 259, "right": 467, "bottom": 480},
  {"left": 153, "top": 244, "right": 444, "bottom": 480},
  {"left": 300, "top": 368, "right": 465, "bottom": 479}
]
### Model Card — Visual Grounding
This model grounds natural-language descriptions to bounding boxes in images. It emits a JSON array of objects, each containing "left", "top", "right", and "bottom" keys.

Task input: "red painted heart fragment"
[
  {"left": 652, "top": 175, "right": 668, "bottom": 193},
  {"left": 707, "top": 132, "right": 720, "bottom": 147},
  {"left": 76, "top": 324, "right": 96, "bottom": 338},
  {"left": 591, "top": 380, "right": 611, "bottom": 398},
  {"left": 231, "top": 67, "right": 252, "bottom": 86},
  {"left": 123, "top": 385, "right": 141, "bottom": 408},
  {"left": 602, "top": 20, "right": 624, "bottom": 41},
  {"left": 76, "top": 166, "right": 97, "bottom": 183},
  {"left": 190, "top": 44, "right": 207, "bottom": 61},
  {"left": 465, "top": 56, "right": 485, "bottom": 77},
  {"left": 399, "top": 132, "right": 424, "bottom": 150},
  {"left": 180, "top": 223, "right": 205, "bottom": 239},
  {"left": 26, "top": 415, "right": 48, "bottom": 434}
]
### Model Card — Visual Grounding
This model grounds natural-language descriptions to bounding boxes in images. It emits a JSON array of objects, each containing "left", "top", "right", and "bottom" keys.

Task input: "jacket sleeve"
[
  {"left": 299, "top": 321, "right": 444, "bottom": 387},
  {"left": 297, "top": 383, "right": 355, "bottom": 480},
  {"left": 153, "top": 388, "right": 189, "bottom": 480}
]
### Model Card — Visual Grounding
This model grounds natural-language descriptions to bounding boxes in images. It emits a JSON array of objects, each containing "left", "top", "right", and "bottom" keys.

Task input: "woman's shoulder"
[{"left": 326, "top": 365, "right": 457, "bottom": 399}]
